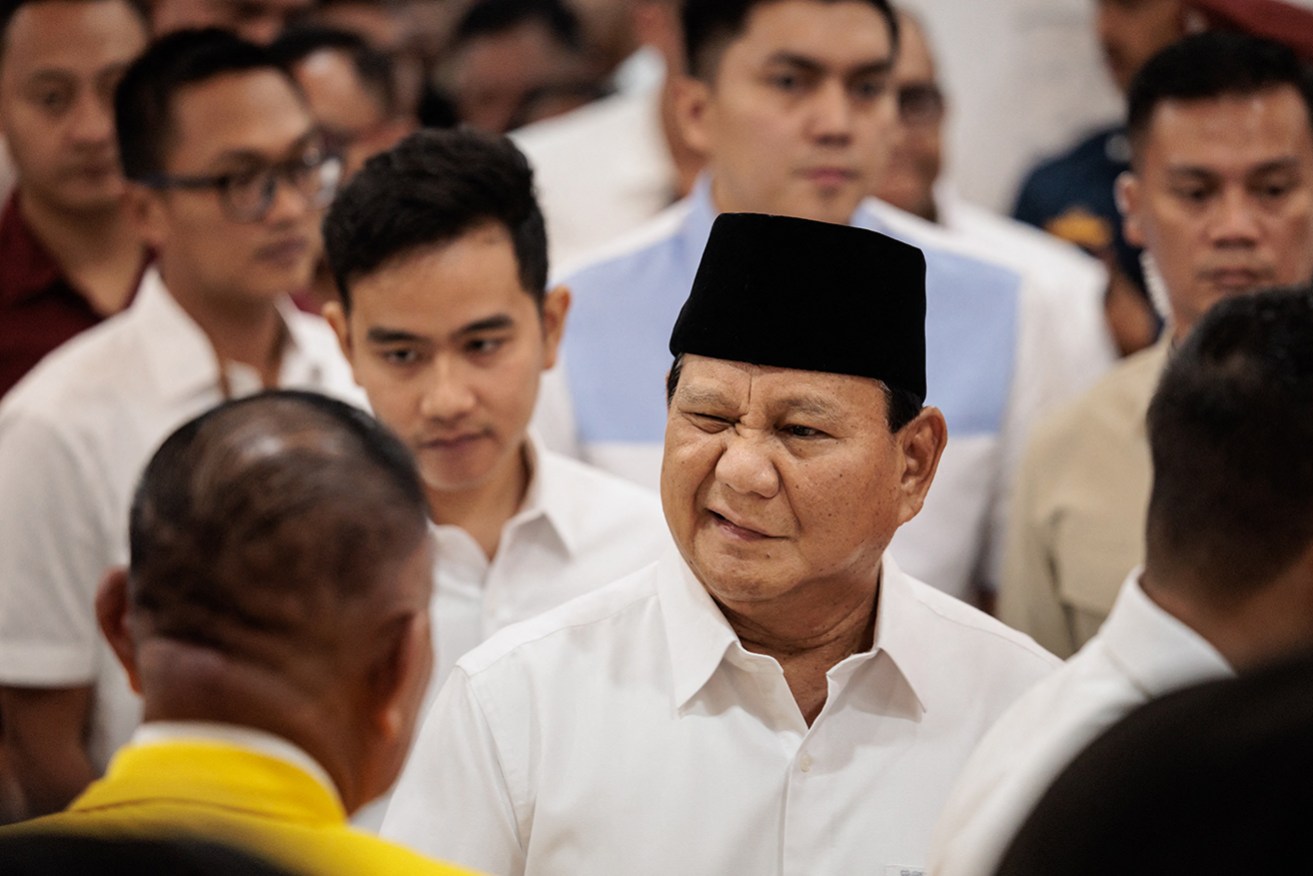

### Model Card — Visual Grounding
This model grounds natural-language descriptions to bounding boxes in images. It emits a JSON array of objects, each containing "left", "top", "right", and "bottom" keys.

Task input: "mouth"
[
  {"left": 802, "top": 167, "right": 858, "bottom": 189},
  {"left": 255, "top": 237, "right": 311, "bottom": 266},
  {"left": 707, "top": 509, "right": 778, "bottom": 541},
  {"left": 1203, "top": 267, "right": 1268, "bottom": 292},
  {"left": 418, "top": 432, "right": 488, "bottom": 452}
]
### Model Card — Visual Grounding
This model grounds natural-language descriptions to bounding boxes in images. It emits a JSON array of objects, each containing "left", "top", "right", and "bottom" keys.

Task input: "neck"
[
  {"left": 717, "top": 573, "right": 880, "bottom": 726},
  {"left": 18, "top": 190, "right": 143, "bottom": 314},
  {"left": 1142, "top": 565, "right": 1313, "bottom": 672},
  {"left": 427, "top": 442, "right": 532, "bottom": 559},
  {"left": 135, "top": 638, "right": 368, "bottom": 813},
  {"left": 160, "top": 262, "right": 286, "bottom": 387},
  {"left": 659, "top": 77, "right": 703, "bottom": 201}
]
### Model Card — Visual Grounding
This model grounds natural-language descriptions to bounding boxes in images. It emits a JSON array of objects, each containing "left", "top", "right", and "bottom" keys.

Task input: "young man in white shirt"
[
  {"left": 0, "top": 28, "right": 359, "bottom": 818},
  {"left": 322, "top": 129, "right": 669, "bottom": 694}
]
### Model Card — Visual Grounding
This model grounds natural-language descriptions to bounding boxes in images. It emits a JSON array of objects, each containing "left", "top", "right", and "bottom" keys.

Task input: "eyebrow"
[
  {"left": 774, "top": 394, "right": 844, "bottom": 422},
  {"left": 675, "top": 384, "right": 738, "bottom": 411},
  {"left": 764, "top": 51, "right": 894, "bottom": 78},
  {"left": 1167, "top": 157, "right": 1303, "bottom": 178},
  {"left": 207, "top": 128, "right": 319, "bottom": 169},
  {"left": 456, "top": 314, "right": 515, "bottom": 335},
  {"left": 365, "top": 327, "right": 427, "bottom": 345}
]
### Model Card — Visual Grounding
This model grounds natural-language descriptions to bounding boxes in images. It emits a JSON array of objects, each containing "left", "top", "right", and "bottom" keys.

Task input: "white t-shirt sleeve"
[{"left": 0, "top": 409, "right": 113, "bottom": 685}]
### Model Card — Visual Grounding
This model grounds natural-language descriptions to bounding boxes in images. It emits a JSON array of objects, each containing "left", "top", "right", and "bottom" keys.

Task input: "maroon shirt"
[{"left": 0, "top": 193, "right": 139, "bottom": 399}]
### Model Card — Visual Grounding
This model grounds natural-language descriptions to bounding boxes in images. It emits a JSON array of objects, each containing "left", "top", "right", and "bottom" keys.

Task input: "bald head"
[{"left": 126, "top": 391, "right": 428, "bottom": 655}]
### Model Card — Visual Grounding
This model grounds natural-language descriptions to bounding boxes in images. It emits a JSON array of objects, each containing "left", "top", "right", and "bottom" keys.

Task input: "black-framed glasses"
[
  {"left": 137, "top": 145, "right": 344, "bottom": 223},
  {"left": 897, "top": 82, "right": 944, "bottom": 127}
]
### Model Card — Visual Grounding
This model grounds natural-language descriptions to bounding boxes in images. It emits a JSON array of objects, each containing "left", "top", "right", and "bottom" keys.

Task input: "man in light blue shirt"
[{"left": 538, "top": 0, "right": 1108, "bottom": 603}]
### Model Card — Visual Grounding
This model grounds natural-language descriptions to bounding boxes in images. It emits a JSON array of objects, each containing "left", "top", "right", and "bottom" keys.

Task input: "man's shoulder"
[
  {"left": 455, "top": 562, "right": 663, "bottom": 678},
  {"left": 1030, "top": 341, "right": 1168, "bottom": 454},
  {"left": 1023, "top": 125, "right": 1125, "bottom": 184},
  {"left": 554, "top": 200, "right": 691, "bottom": 287},
  {"left": 513, "top": 90, "right": 652, "bottom": 160},
  {"left": 539, "top": 449, "right": 666, "bottom": 528},
  {"left": 0, "top": 308, "right": 147, "bottom": 426},
  {"left": 900, "top": 574, "right": 1059, "bottom": 673},
  {"left": 860, "top": 198, "right": 1022, "bottom": 295}
]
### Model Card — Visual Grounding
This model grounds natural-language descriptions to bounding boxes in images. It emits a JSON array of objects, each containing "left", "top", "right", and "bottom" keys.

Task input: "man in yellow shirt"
[{"left": 6, "top": 391, "right": 477, "bottom": 875}]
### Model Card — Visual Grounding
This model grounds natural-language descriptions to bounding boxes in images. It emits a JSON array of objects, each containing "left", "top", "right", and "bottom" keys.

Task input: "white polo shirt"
[
  {"left": 382, "top": 551, "right": 1058, "bottom": 876},
  {"left": 429, "top": 437, "right": 670, "bottom": 691},
  {"left": 927, "top": 573, "right": 1233, "bottom": 876},
  {"left": 0, "top": 268, "right": 361, "bottom": 772}
]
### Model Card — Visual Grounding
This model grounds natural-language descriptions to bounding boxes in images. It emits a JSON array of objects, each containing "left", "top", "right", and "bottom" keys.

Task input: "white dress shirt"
[
  {"left": 429, "top": 437, "right": 670, "bottom": 691},
  {"left": 512, "top": 87, "right": 677, "bottom": 268},
  {"left": 382, "top": 551, "right": 1058, "bottom": 876},
  {"left": 927, "top": 572, "right": 1233, "bottom": 876},
  {"left": 0, "top": 268, "right": 361, "bottom": 771}
]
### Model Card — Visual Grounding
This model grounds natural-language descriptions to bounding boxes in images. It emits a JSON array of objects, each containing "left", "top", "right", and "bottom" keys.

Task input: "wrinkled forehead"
[{"left": 675, "top": 353, "right": 889, "bottom": 415}]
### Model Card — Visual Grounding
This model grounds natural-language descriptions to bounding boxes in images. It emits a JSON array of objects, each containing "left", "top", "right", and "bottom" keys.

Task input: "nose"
[
  {"left": 809, "top": 78, "right": 855, "bottom": 143},
  {"left": 714, "top": 428, "right": 781, "bottom": 499},
  {"left": 1209, "top": 187, "right": 1262, "bottom": 248},
  {"left": 418, "top": 356, "right": 478, "bottom": 424},
  {"left": 68, "top": 91, "right": 115, "bottom": 147}
]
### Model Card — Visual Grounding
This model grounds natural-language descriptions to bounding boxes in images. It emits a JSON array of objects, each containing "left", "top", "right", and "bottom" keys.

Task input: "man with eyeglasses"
[
  {"left": 874, "top": 8, "right": 1113, "bottom": 395},
  {"left": 0, "top": 28, "right": 360, "bottom": 819}
]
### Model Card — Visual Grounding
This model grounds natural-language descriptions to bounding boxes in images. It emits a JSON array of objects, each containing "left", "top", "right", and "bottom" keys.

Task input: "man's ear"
[
  {"left": 672, "top": 73, "right": 714, "bottom": 156},
  {"left": 896, "top": 406, "right": 947, "bottom": 526},
  {"left": 95, "top": 568, "right": 143, "bottom": 694},
  {"left": 126, "top": 183, "right": 168, "bottom": 252},
  {"left": 322, "top": 300, "right": 353, "bottom": 362},
  {"left": 1116, "top": 170, "right": 1146, "bottom": 248},
  {"left": 540, "top": 285, "right": 571, "bottom": 370},
  {"left": 367, "top": 610, "right": 432, "bottom": 745}
]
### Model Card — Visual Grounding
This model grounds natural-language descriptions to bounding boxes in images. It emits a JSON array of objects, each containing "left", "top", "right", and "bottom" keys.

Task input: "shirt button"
[{"left": 799, "top": 754, "right": 813, "bottom": 773}]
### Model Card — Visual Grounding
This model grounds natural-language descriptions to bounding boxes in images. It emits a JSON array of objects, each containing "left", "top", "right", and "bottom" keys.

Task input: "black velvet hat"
[{"left": 668, "top": 213, "right": 927, "bottom": 402}]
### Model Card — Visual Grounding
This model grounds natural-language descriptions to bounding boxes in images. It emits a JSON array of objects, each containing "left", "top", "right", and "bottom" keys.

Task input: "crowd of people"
[{"left": 1, "top": 0, "right": 1312, "bottom": 874}]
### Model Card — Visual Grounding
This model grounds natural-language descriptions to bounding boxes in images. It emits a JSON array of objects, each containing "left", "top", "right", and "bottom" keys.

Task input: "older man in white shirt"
[{"left": 382, "top": 213, "right": 1058, "bottom": 876}]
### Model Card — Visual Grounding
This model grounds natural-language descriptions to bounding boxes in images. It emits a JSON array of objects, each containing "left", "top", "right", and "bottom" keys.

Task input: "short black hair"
[
  {"left": 270, "top": 24, "right": 399, "bottom": 118},
  {"left": 323, "top": 127, "right": 549, "bottom": 310},
  {"left": 115, "top": 28, "right": 298, "bottom": 180},
  {"left": 128, "top": 390, "right": 428, "bottom": 651},
  {"left": 1127, "top": 31, "right": 1313, "bottom": 163},
  {"left": 0, "top": 0, "right": 147, "bottom": 62},
  {"left": 1145, "top": 285, "right": 1313, "bottom": 602},
  {"left": 683, "top": 0, "right": 899, "bottom": 80},
  {"left": 665, "top": 352, "right": 922, "bottom": 433},
  {"left": 452, "top": 0, "right": 583, "bottom": 54}
]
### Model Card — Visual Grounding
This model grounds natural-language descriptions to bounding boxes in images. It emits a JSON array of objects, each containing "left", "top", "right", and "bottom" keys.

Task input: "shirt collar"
[
  {"left": 133, "top": 267, "right": 326, "bottom": 402},
  {"left": 660, "top": 551, "right": 927, "bottom": 712},
  {"left": 131, "top": 720, "right": 340, "bottom": 803},
  {"left": 513, "top": 434, "right": 582, "bottom": 556},
  {"left": 864, "top": 555, "right": 933, "bottom": 713},
  {"left": 658, "top": 551, "right": 742, "bottom": 709},
  {"left": 0, "top": 191, "right": 68, "bottom": 306},
  {"left": 1100, "top": 571, "right": 1235, "bottom": 697}
]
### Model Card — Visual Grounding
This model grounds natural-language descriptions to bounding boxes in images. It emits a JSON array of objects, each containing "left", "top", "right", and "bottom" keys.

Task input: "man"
[
  {"left": 7, "top": 391, "right": 474, "bottom": 874},
  {"left": 512, "top": 0, "right": 700, "bottom": 266},
  {"left": 0, "top": 29, "right": 359, "bottom": 816},
  {"left": 440, "top": 0, "right": 605, "bottom": 135},
  {"left": 537, "top": 0, "right": 1108, "bottom": 603},
  {"left": 272, "top": 25, "right": 414, "bottom": 309},
  {"left": 874, "top": 8, "right": 1114, "bottom": 387},
  {"left": 147, "top": 0, "right": 313, "bottom": 43},
  {"left": 1012, "top": 0, "right": 1191, "bottom": 354},
  {"left": 1000, "top": 32, "right": 1313, "bottom": 656},
  {"left": 998, "top": 631, "right": 1313, "bottom": 876},
  {"left": 272, "top": 26, "right": 413, "bottom": 181},
  {"left": 931, "top": 285, "right": 1313, "bottom": 876},
  {"left": 0, "top": 0, "right": 150, "bottom": 399},
  {"left": 322, "top": 129, "right": 669, "bottom": 694},
  {"left": 381, "top": 213, "right": 1059, "bottom": 875}
]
